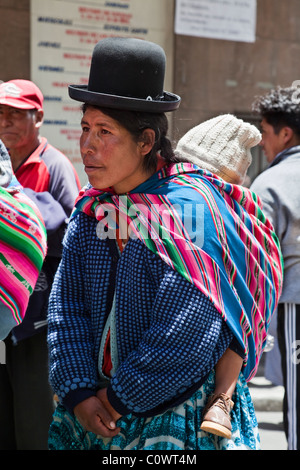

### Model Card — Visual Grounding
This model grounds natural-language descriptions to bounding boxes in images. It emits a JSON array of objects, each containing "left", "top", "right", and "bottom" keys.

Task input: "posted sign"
[
  {"left": 175, "top": 0, "right": 257, "bottom": 43},
  {"left": 31, "top": 0, "right": 175, "bottom": 185}
]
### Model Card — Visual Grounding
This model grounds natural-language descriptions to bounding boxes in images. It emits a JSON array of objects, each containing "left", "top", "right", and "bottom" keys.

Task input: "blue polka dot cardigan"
[{"left": 47, "top": 211, "right": 236, "bottom": 417}]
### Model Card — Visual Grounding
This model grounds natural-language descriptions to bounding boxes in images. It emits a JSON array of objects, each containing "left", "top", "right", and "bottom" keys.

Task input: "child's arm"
[{"left": 214, "top": 347, "right": 244, "bottom": 398}]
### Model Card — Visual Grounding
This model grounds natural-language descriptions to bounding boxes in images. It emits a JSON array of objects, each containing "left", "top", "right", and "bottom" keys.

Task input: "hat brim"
[
  {"left": 0, "top": 97, "right": 39, "bottom": 110},
  {"left": 68, "top": 85, "right": 180, "bottom": 113}
]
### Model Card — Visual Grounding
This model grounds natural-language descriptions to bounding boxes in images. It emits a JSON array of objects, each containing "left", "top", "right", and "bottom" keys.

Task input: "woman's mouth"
[{"left": 84, "top": 164, "right": 104, "bottom": 174}]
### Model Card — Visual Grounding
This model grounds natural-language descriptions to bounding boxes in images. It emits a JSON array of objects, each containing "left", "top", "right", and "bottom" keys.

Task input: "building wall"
[
  {"left": 0, "top": 0, "right": 30, "bottom": 81},
  {"left": 173, "top": 0, "right": 300, "bottom": 136},
  {"left": 1, "top": 0, "right": 300, "bottom": 180},
  {"left": 172, "top": 0, "right": 300, "bottom": 179}
]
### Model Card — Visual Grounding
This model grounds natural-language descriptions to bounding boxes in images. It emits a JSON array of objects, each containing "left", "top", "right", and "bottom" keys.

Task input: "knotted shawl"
[
  {"left": 72, "top": 163, "right": 283, "bottom": 381},
  {"left": 0, "top": 180, "right": 47, "bottom": 329}
]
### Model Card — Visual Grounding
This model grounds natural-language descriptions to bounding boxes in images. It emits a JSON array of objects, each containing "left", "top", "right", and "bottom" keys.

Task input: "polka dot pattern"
[{"left": 48, "top": 212, "right": 233, "bottom": 414}]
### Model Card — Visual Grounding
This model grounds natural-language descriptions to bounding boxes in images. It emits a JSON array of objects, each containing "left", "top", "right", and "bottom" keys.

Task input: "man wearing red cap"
[{"left": 0, "top": 79, "right": 81, "bottom": 450}]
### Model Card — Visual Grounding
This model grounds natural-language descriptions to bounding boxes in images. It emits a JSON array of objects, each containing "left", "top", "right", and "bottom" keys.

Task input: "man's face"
[
  {"left": 0, "top": 104, "right": 38, "bottom": 152},
  {"left": 259, "top": 118, "right": 287, "bottom": 163}
]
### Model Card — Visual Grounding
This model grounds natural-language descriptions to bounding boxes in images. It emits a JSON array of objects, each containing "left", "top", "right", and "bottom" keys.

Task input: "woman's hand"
[
  {"left": 96, "top": 388, "right": 122, "bottom": 423},
  {"left": 74, "top": 390, "right": 121, "bottom": 437}
]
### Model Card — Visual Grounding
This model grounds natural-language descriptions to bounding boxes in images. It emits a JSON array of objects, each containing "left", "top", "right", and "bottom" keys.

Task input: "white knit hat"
[{"left": 175, "top": 114, "right": 261, "bottom": 184}]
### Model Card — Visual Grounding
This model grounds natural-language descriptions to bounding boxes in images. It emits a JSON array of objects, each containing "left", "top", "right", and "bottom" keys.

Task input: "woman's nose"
[{"left": 80, "top": 131, "right": 97, "bottom": 153}]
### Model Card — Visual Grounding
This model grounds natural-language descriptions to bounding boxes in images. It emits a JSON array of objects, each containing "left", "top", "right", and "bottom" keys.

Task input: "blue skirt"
[{"left": 48, "top": 371, "right": 260, "bottom": 450}]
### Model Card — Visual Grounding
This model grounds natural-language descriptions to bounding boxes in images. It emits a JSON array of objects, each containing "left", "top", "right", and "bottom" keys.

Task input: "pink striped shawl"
[
  {"left": 73, "top": 163, "right": 283, "bottom": 381},
  {"left": 0, "top": 186, "right": 47, "bottom": 329}
]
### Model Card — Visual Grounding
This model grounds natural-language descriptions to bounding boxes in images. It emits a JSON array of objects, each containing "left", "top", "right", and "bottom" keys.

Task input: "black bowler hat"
[{"left": 69, "top": 37, "right": 181, "bottom": 113}]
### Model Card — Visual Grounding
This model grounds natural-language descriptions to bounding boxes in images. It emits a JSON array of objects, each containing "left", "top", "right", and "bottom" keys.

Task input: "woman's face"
[{"left": 80, "top": 106, "right": 151, "bottom": 194}]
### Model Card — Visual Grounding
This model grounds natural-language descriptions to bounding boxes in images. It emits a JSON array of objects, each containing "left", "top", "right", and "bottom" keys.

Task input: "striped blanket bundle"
[
  {"left": 0, "top": 183, "right": 47, "bottom": 331},
  {"left": 73, "top": 162, "right": 283, "bottom": 381}
]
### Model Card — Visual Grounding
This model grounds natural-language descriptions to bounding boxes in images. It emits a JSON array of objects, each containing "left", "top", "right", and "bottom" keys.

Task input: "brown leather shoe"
[{"left": 200, "top": 393, "right": 234, "bottom": 439}]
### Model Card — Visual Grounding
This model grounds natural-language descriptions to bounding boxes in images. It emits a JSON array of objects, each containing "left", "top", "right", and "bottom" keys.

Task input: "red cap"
[{"left": 0, "top": 79, "right": 44, "bottom": 110}]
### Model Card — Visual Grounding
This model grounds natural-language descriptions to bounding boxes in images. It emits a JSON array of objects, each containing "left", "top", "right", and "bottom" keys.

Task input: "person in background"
[
  {"left": 0, "top": 139, "right": 46, "bottom": 340},
  {"left": 0, "top": 79, "right": 81, "bottom": 450},
  {"left": 250, "top": 86, "right": 300, "bottom": 450},
  {"left": 47, "top": 37, "right": 282, "bottom": 451},
  {"left": 175, "top": 114, "right": 265, "bottom": 439}
]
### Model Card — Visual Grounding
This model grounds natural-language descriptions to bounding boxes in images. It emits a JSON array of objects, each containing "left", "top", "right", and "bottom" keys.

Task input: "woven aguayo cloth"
[{"left": 73, "top": 162, "right": 283, "bottom": 381}]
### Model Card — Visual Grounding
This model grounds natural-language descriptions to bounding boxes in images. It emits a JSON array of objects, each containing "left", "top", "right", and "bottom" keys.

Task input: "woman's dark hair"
[
  {"left": 252, "top": 86, "right": 300, "bottom": 137},
  {"left": 82, "top": 104, "right": 183, "bottom": 173}
]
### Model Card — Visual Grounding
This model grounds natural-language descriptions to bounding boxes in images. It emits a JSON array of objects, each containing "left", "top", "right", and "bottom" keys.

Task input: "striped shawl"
[
  {"left": 73, "top": 163, "right": 283, "bottom": 381},
  {"left": 0, "top": 182, "right": 47, "bottom": 329}
]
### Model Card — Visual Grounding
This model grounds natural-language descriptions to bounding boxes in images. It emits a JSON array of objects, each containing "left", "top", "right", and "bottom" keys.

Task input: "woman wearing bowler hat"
[{"left": 47, "top": 37, "right": 282, "bottom": 450}]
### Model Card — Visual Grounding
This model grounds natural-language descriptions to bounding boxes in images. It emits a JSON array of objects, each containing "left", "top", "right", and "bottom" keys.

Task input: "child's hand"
[{"left": 74, "top": 393, "right": 121, "bottom": 437}]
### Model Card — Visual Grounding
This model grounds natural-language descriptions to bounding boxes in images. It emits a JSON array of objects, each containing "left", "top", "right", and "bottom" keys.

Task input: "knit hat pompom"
[{"left": 175, "top": 114, "right": 261, "bottom": 184}]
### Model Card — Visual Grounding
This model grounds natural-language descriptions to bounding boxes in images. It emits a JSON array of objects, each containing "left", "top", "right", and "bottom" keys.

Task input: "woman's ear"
[{"left": 139, "top": 129, "right": 155, "bottom": 155}]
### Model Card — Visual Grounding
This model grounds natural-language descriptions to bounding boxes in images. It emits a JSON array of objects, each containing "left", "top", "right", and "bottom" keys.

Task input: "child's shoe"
[{"left": 200, "top": 393, "right": 234, "bottom": 439}]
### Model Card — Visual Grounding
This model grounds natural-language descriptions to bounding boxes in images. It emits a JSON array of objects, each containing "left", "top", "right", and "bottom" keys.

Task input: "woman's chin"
[{"left": 86, "top": 173, "right": 109, "bottom": 190}]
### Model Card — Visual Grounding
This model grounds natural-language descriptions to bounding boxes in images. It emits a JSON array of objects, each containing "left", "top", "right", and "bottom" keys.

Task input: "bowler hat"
[{"left": 69, "top": 37, "right": 180, "bottom": 113}]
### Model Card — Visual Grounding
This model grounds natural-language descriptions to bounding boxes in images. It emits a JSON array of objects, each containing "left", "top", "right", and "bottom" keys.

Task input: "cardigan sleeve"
[
  {"left": 47, "top": 214, "right": 99, "bottom": 410},
  {"left": 107, "top": 245, "right": 234, "bottom": 417},
  {"left": 48, "top": 215, "right": 235, "bottom": 416}
]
